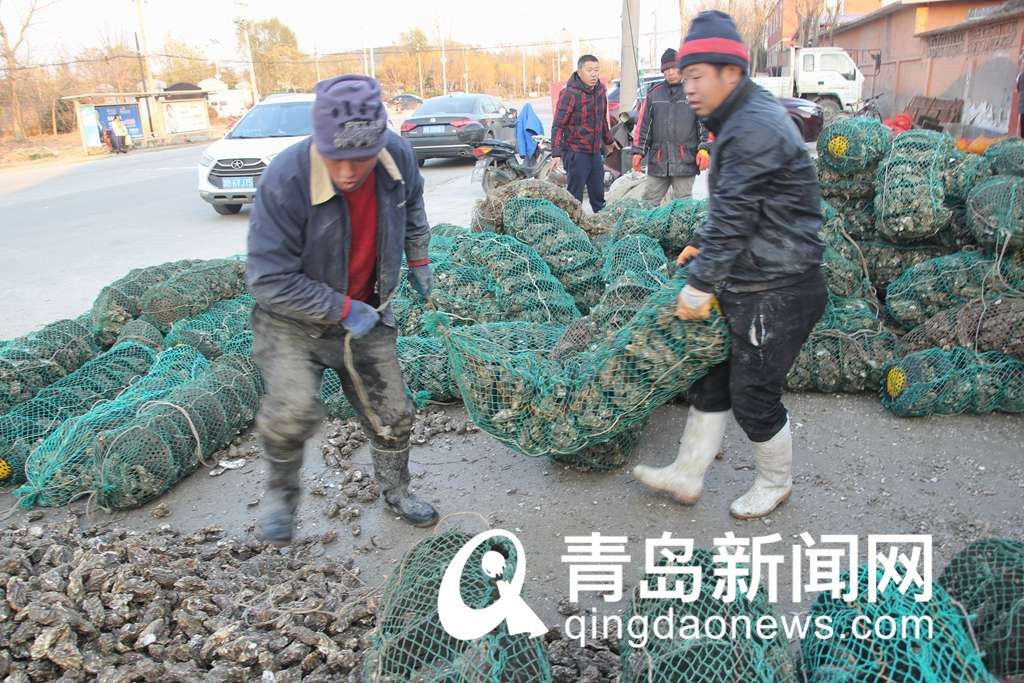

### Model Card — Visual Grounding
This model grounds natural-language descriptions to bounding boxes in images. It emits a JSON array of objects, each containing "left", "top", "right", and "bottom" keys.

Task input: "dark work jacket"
[
  {"left": 634, "top": 81, "right": 705, "bottom": 177},
  {"left": 688, "top": 78, "right": 824, "bottom": 294},
  {"left": 246, "top": 130, "right": 430, "bottom": 335}
]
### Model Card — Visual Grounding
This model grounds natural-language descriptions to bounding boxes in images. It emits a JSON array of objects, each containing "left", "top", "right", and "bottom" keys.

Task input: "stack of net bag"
[
  {"left": 620, "top": 547, "right": 797, "bottom": 682},
  {"left": 0, "top": 318, "right": 99, "bottom": 414},
  {"left": 801, "top": 563, "right": 993, "bottom": 682},
  {"left": 786, "top": 295, "right": 902, "bottom": 393},
  {"left": 885, "top": 252, "right": 1024, "bottom": 329},
  {"left": 983, "top": 137, "right": 1024, "bottom": 177},
  {"left": 881, "top": 347, "right": 1024, "bottom": 417},
  {"left": 943, "top": 151, "right": 993, "bottom": 246},
  {"left": 89, "top": 349, "right": 262, "bottom": 510},
  {"left": 0, "top": 341, "right": 158, "bottom": 486},
  {"left": 874, "top": 130, "right": 957, "bottom": 244},
  {"left": 820, "top": 200, "right": 871, "bottom": 299},
  {"left": 584, "top": 197, "right": 655, "bottom": 237},
  {"left": 430, "top": 223, "right": 470, "bottom": 238},
  {"left": 966, "top": 175, "right": 1024, "bottom": 254},
  {"left": 501, "top": 198, "right": 604, "bottom": 313},
  {"left": 938, "top": 538, "right": 1024, "bottom": 680},
  {"left": 856, "top": 241, "right": 950, "bottom": 294},
  {"left": 163, "top": 294, "right": 255, "bottom": 360},
  {"left": 587, "top": 234, "right": 670, "bottom": 334},
  {"left": 902, "top": 296, "right": 1024, "bottom": 359},
  {"left": 430, "top": 273, "right": 729, "bottom": 458},
  {"left": 140, "top": 259, "right": 248, "bottom": 332},
  {"left": 112, "top": 319, "right": 164, "bottom": 351},
  {"left": 471, "top": 179, "right": 586, "bottom": 235},
  {"left": 363, "top": 530, "right": 551, "bottom": 682},
  {"left": 90, "top": 259, "right": 202, "bottom": 346},
  {"left": 14, "top": 345, "right": 210, "bottom": 509},
  {"left": 817, "top": 115, "right": 890, "bottom": 220},
  {"left": 611, "top": 199, "right": 708, "bottom": 257}
]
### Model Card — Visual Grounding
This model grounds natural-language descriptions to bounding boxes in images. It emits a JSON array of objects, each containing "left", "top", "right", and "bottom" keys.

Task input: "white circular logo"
[{"left": 230, "top": 159, "right": 244, "bottom": 170}]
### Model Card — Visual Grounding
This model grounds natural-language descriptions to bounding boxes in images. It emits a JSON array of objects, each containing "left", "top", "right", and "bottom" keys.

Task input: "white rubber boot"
[
  {"left": 730, "top": 418, "right": 793, "bottom": 520},
  {"left": 632, "top": 407, "right": 729, "bottom": 505}
]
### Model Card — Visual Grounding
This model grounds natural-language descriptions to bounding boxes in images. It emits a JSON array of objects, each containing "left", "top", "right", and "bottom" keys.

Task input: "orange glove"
[
  {"left": 677, "top": 246, "right": 700, "bottom": 266},
  {"left": 632, "top": 154, "right": 643, "bottom": 172},
  {"left": 696, "top": 149, "right": 710, "bottom": 172}
]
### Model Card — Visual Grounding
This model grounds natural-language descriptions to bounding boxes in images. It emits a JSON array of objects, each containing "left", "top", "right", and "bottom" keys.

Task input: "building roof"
[
  {"left": 832, "top": 1, "right": 910, "bottom": 33},
  {"left": 916, "top": 0, "right": 1024, "bottom": 35}
]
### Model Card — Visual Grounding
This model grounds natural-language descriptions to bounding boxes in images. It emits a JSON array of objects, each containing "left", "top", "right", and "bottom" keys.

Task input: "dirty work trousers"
[
  {"left": 564, "top": 150, "right": 606, "bottom": 213},
  {"left": 686, "top": 269, "right": 827, "bottom": 443},
  {"left": 251, "top": 307, "right": 414, "bottom": 477},
  {"left": 641, "top": 174, "right": 695, "bottom": 204}
]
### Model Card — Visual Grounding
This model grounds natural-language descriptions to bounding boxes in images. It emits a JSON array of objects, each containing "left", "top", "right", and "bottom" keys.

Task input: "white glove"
[{"left": 680, "top": 284, "right": 713, "bottom": 309}]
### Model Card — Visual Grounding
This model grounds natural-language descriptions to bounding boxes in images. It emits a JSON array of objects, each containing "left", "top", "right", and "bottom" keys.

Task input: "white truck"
[{"left": 754, "top": 46, "right": 865, "bottom": 120}]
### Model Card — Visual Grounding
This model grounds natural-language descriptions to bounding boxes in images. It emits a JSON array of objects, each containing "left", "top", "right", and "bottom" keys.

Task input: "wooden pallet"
[{"left": 906, "top": 96, "right": 963, "bottom": 127}]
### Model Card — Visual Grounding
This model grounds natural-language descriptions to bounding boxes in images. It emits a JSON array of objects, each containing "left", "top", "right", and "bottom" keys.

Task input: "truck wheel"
[
  {"left": 214, "top": 204, "right": 242, "bottom": 215},
  {"left": 815, "top": 97, "right": 842, "bottom": 124}
]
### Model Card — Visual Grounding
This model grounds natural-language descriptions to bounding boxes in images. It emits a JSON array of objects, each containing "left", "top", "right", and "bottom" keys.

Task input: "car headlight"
[
  {"left": 797, "top": 104, "right": 822, "bottom": 115},
  {"left": 261, "top": 152, "right": 279, "bottom": 165},
  {"left": 199, "top": 152, "right": 215, "bottom": 167}
]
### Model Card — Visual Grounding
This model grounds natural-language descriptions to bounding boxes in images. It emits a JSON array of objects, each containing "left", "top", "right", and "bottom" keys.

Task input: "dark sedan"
[
  {"left": 388, "top": 93, "right": 422, "bottom": 110},
  {"left": 779, "top": 96, "right": 825, "bottom": 143},
  {"left": 400, "top": 94, "right": 517, "bottom": 165}
]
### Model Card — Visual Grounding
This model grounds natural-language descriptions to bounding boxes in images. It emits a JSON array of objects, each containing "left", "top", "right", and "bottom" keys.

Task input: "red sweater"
[{"left": 343, "top": 174, "right": 378, "bottom": 305}]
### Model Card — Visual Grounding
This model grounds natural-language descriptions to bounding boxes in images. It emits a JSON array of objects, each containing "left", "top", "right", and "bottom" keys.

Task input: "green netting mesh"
[
  {"left": 472, "top": 178, "right": 587, "bottom": 235},
  {"left": 0, "top": 341, "right": 157, "bottom": 486},
  {"left": 15, "top": 345, "right": 210, "bottom": 508},
  {"left": 91, "top": 350, "right": 263, "bottom": 509},
  {"left": 787, "top": 296, "right": 902, "bottom": 393},
  {"left": 819, "top": 164, "right": 875, "bottom": 201},
  {"left": 431, "top": 274, "right": 729, "bottom": 456},
  {"left": 163, "top": 294, "right": 255, "bottom": 359},
  {"left": 966, "top": 175, "right": 1024, "bottom": 253},
  {"left": 89, "top": 259, "right": 202, "bottom": 346},
  {"left": 938, "top": 538, "right": 1024, "bottom": 679},
  {"left": 620, "top": 547, "right": 797, "bottom": 682},
  {"left": 0, "top": 318, "right": 99, "bottom": 414},
  {"left": 611, "top": 198, "right": 709, "bottom": 257},
  {"left": 548, "top": 422, "right": 646, "bottom": 471},
  {"left": 431, "top": 223, "right": 471, "bottom": 238},
  {"left": 874, "top": 130, "right": 956, "bottom": 243},
  {"left": 983, "top": 137, "right": 1024, "bottom": 177},
  {"left": 140, "top": 258, "right": 248, "bottom": 331},
  {"left": 585, "top": 197, "right": 655, "bottom": 236},
  {"left": 944, "top": 150, "right": 993, "bottom": 205},
  {"left": 364, "top": 530, "right": 552, "bottom": 682},
  {"left": 501, "top": 198, "right": 604, "bottom": 313},
  {"left": 881, "top": 347, "right": 1024, "bottom": 416},
  {"left": 885, "top": 252, "right": 1024, "bottom": 328},
  {"left": 802, "top": 563, "right": 993, "bottom": 682},
  {"left": 601, "top": 234, "right": 669, "bottom": 291},
  {"left": 113, "top": 318, "right": 164, "bottom": 350},
  {"left": 818, "top": 116, "right": 892, "bottom": 175},
  {"left": 823, "top": 243, "right": 870, "bottom": 298},
  {"left": 902, "top": 296, "right": 1024, "bottom": 360},
  {"left": 857, "top": 241, "right": 951, "bottom": 294},
  {"left": 841, "top": 198, "right": 880, "bottom": 241}
]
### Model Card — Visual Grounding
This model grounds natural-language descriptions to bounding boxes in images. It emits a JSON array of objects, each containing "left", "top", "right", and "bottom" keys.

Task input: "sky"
[{"left": 7, "top": 0, "right": 685, "bottom": 69}]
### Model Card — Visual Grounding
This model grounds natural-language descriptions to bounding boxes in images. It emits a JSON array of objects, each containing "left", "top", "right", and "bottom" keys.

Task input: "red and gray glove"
[
  {"left": 696, "top": 149, "right": 710, "bottom": 172},
  {"left": 632, "top": 154, "right": 643, "bottom": 172}
]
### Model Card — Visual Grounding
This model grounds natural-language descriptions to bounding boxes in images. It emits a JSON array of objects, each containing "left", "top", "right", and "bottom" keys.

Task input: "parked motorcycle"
[{"left": 455, "top": 121, "right": 559, "bottom": 195}]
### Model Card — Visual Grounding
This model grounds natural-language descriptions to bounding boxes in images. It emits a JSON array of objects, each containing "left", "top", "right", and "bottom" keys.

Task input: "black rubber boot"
[
  {"left": 259, "top": 455, "right": 302, "bottom": 546},
  {"left": 371, "top": 446, "right": 439, "bottom": 528}
]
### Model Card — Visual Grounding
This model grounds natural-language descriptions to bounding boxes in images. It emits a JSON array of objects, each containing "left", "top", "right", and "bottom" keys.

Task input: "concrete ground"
[{"left": 1, "top": 100, "right": 1021, "bottom": 636}]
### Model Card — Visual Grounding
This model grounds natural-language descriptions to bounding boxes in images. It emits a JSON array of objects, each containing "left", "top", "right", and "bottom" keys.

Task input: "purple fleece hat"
[{"left": 312, "top": 75, "right": 388, "bottom": 160}]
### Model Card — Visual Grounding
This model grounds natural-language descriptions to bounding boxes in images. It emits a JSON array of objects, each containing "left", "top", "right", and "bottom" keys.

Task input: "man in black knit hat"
[
  {"left": 632, "top": 11, "right": 825, "bottom": 520},
  {"left": 632, "top": 47, "right": 709, "bottom": 203}
]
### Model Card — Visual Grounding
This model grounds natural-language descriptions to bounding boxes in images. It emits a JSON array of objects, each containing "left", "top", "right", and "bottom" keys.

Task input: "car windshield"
[
  {"left": 413, "top": 96, "right": 479, "bottom": 116},
  {"left": 228, "top": 101, "right": 313, "bottom": 139}
]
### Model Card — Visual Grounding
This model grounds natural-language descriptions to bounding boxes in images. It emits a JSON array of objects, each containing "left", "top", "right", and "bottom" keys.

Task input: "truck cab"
[{"left": 755, "top": 47, "right": 864, "bottom": 121}]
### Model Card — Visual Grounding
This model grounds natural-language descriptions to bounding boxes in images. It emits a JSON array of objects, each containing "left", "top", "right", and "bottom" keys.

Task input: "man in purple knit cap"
[{"left": 246, "top": 75, "right": 438, "bottom": 544}]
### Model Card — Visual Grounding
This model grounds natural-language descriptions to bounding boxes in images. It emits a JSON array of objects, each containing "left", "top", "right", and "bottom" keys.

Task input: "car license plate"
[
  {"left": 223, "top": 177, "right": 254, "bottom": 190},
  {"left": 472, "top": 160, "right": 488, "bottom": 183},
  {"left": 422, "top": 125, "right": 446, "bottom": 135}
]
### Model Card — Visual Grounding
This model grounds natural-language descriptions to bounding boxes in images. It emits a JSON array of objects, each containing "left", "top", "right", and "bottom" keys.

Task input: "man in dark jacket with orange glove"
[
  {"left": 247, "top": 75, "right": 439, "bottom": 544},
  {"left": 632, "top": 48, "right": 709, "bottom": 203}
]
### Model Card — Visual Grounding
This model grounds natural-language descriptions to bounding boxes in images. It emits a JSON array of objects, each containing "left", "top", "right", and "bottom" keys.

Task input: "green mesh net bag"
[
  {"left": 163, "top": 294, "right": 255, "bottom": 359},
  {"left": 472, "top": 178, "right": 587, "bottom": 235},
  {"left": 874, "top": 130, "right": 956, "bottom": 243},
  {"left": 966, "top": 175, "right": 1024, "bottom": 253},
  {"left": 548, "top": 422, "right": 646, "bottom": 472},
  {"left": 983, "top": 137, "right": 1024, "bottom": 177},
  {"left": 819, "top": 164, "right": 876, "bottom": 201},
  {"left": 431, "top": 274, "right": 729, "bottom": 457},
  {"left": 620, "top": 547, "right": 797, "bottom": 683},
  {"left": 944, "top": 150, "right": 993, "bottom": 206},
  {"left": 89, "top": 259, "right": 203, "bottom": 346},
  {"left": 823, "top": 243, "right": 870, "bottom": 299},
  {"left": 938, "top": 538, "right": 1024, "bottom": 679},
  {"left": 90, "top": 350, "right": 263, "bottom": 510},
  {"left": 611, "top": 199, "right": 709, "bottom": 257},
  {"left": 585, "top": 197, "right": 655, "bottom": 236},
  {"left": 902, "top": 296, "right": 1024, "bottom": 360},
  {"left": 431, "top": 223, "right": 471, "bottom": 238},
  {"left": 881, "top": 347, "right": 1024, "bottom": 416},
  {"left": 841, "top": 198, "right": 880, "bottom": 241},
  {"left": 364, "top": 530, "right": 552, "bottom": 682},
  {"left": 801, "top": 563, "right": 993, "bottom": 682},
  {"left": 14, "top": 345, "right": 210, "bottom": 509},
  {"left": 857, "top": 241, "right": 951, "bottom": 294},
  {"left": 501, "top": 198, "right": 604, "bottom": 313},
  {"left": 885, "top": 252, "right": 1024, "bottom": 329},
  {"left": 0, "top": 341, "right": 157, "bottom": 487},
  {"left": 818, "top": 116, "right": 892, "bottom": 175},
  {"left": 0, "top": 318, "right": 99, "bottom": 414},
  {"left": 113, "top": 318, "right": 164, "bottom": 350},
  {"left": 601, "top": 234, "right": 669, "bottom": 291},
  {"left": 140, "top": 258, "right": 248, "bottom": 331}
]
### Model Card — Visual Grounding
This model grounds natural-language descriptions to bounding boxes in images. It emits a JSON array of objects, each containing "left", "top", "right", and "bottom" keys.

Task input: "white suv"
[{"left": 198, "top": 93, "right": 314, "bottom": 215}]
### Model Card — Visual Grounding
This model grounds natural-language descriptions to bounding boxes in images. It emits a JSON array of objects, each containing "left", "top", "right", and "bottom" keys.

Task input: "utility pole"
[
  {"left": 369, "top": 45, "right": 375, "bottom": 79},
  {"left": 463, "top": 64, "right": 469, "bottom": 93},
  {"left": 440, "top": 31, "right": 447, "bottom": 95},
  {"left": 417, "top": 52, "right": 424, "bottom": 96},
  {"left": 362, "top": 47, "right": 368, "bottom": 75},
  {"left": 521, "top": 47, "right": 527, "bottom": 96},
  {"left": 235, "top": 1, "right": 260, "bottom": 104},
  {"left": 314, "top": 48, "right": 321, "bottom": 81},
  {"left": 620, "top": 0, "right": 641, "bottom": 115},
  {"left": 134, "top": 0, "right": 155, "bottom": 139}
]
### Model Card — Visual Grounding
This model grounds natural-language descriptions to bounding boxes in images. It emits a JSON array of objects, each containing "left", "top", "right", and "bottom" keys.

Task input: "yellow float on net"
[
  {"left": 0, "top": 459, "right": 11, "bottom": 481},
  {"left": 886, "top": 366, "right": 906, "bottom": 398},
  {"left": 827, "top": 134, "right": 850, "bottom": 158}
]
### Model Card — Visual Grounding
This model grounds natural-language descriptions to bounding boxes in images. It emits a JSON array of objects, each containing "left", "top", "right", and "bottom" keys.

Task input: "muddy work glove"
[
  {"left": 696, "top": 149, "right": 710, "bottom": 172},
  {"left": 676, "top": 284, "right": 714, "bottom": 321},
  {"left": 407, "top": 262, "right": 433, "bottom": 299},
  {"left": 341, "top": 298, "right": 379, "bottom": 338},
  {"left": 632, "top": 154, "right": 643, "bottom": 172}
]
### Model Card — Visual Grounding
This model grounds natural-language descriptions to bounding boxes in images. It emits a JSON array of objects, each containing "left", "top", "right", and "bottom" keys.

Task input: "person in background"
[
  {"left": 551, "top": 54, "right": 614, "bottom": 213},
  {"left": 632, "top": 48, "right": 709, "bottom": 203},
  {"left": 111, "top": 115, "right": 129, "bottom": 154}
]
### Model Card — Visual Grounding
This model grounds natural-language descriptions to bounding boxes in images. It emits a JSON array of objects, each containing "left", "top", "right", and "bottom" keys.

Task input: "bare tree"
[
  {"left": 0, "top": 0, "right": 52, "bottom": 140},
  {"left": 794, "top": 0, "right": 824, "bottom": 46}
]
